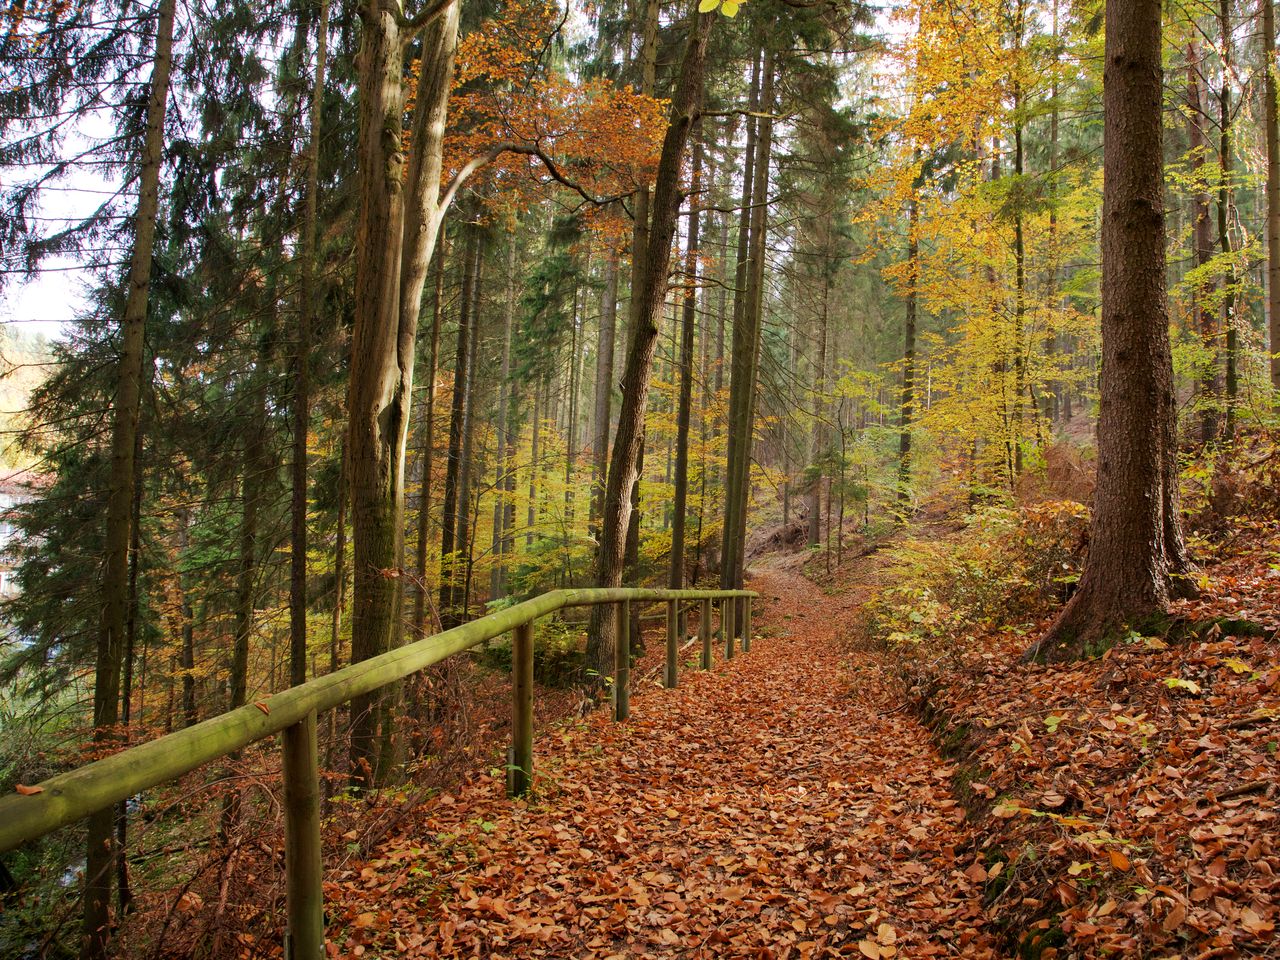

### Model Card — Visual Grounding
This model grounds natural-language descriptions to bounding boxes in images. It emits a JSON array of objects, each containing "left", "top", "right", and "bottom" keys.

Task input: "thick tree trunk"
[
  {"left": 347, "top": 0, "right": 460, "bottom": 789},
  {"left": 83, "top": 0, "right": 174, "bottom": 951},
  {"left": 1029, "top": 0, "right": 1192, "bottom": 661},
  {"left": 585, "top": 5, "right": 714, "bottom": 681}
]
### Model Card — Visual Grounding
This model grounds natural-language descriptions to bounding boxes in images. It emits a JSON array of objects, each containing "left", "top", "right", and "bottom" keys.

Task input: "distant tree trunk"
[
  {"left": 527, "top": 378, "right": 540, "bottom": 548},
  {"left": 456, "top": 245, "right": 484, "bottom": 618},
  {"left": 721, "top": 50, "right": 761, "bottom": 593},
  {"left": 439, "top": 228, "right": 478, "bottom": 628},
  {"left": 807, "top": 280, "right": 828, "bottom": 547},
  {"left": 724, "top": 48, "right": 774, "bottom": 606},
  {"left": 670, "top": 134, "right": 701, "bottom": 601},
  {"left": 292, "top": 0, "right": 328, "bottom": 689},
  {"left": 589, "top": 249, "right": 619, "bottom": 535},
  {"left": 115, "top": 426, "right": 144, "bottom": 917},
  {"left": 83, "top": 0, "right": 174, "bottom": 949},
  {"left": 491, "top": 237, "right": 516, "bottom": 600},
  {"left": 1011, "top": 2, "right": 1028, "bottom": 476},
  {"left": 1267, "top": 0, "right": 1280, "bottom": 393},
  {"left": 1030, "top": 0, "right": 1193, "bottom": 661},
  {"left": 413, "top": 247, "right": 446, "bottom": 640},
  {"left": 898, "top": 191, "right": 918, "bottom": 509},
  {"left": 1218, "top": 0, "right": 1237, "bottom": 439},
  {"left": 1187, "top": 46, "right": 1220, "bottom": 442},
  {"left": 230, "top": 370, "right": 267, "bottom": 712},
  {"left": 586, "top": 5, "right": 714, "bottom": 681}
]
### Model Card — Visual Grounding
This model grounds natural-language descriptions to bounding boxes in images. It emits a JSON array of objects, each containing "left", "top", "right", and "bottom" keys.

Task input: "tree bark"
[
  {"left": 438, "top": 227, "right": 478, "bottom": 628},
  {"left": 1029, "top": 0, "right": 1192, "bottom": 661},
  {"left": 669, "top": 132, "right": 702, "bottom": 598},
  {"left": 1218, "top": 0, "right": 1237, "bottom": 439},
  {"left": 1187, "top": 45, "right": 1221, "bottom": 443},
  {"left": 1267, "top": 0, "right": 1280, "bottom": 393},
  {"left": 292, "top": 0, "right": 329, "bottom": 689},
  {"left": 347, "top": 0, "right": 460, "bottom": 789},
  {"left": 585, "top": 4, "right": 714, "bottom": 681},
  {"left": 898, "top": 190, "right": 918, "bottom": 509},
  {"left": 413, "top": 246, "right": 446, "bottom": 640},
  {"left": 83, "top": 0, "right": 175, "bottom": 953},
  {"left": 589, "top": 249, "right": 619, "bottom": 535}
]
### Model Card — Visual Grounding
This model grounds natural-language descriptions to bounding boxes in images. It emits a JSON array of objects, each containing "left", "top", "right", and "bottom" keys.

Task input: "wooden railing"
[{"left": 0, "top": 586, "right": 756, "bottom": 959}]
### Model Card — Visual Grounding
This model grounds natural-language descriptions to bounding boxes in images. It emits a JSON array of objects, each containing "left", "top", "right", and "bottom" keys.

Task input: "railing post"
[
  {"left": 282, "top": 710, "right": 324, "bottom": 960},
  {"left": 508, "top": 620, "right": 534, "bottom": 797},
  {"left": 665, "top": 599, "right": 678, "bottom": 689},
  {"left": 613, "top": 599, "right": 630, "bottom": 721},
  {"left": 742, "top": 596, "right": 753, "bottom": 653},
  {"left": 700, "top": 598, "right": 712, "bottom": 670},
  {"left": 723, "top": 596, "right": 736, "bottom": 660}
]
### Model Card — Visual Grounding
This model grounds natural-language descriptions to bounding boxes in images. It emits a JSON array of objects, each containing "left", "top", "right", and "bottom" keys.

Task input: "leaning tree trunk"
[
  {"left": 83, "top": 0, "right": 175, "bottom": 953},
  {"left": 585, "top": 4, "right": 714, "bottom": 681},
  {"left": 1028, "top": 0, "right": 1191, "bottom": 661}
]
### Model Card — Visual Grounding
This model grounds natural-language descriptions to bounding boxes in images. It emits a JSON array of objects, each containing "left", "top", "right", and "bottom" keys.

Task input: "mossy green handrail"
[{"left": 0, "top": 585, "right": 756, "bottom": 959}]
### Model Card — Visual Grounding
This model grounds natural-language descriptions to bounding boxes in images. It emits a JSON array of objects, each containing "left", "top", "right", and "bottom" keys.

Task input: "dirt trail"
[{"left": 336, "top": 565, "right": 1000, "bottom": 958}]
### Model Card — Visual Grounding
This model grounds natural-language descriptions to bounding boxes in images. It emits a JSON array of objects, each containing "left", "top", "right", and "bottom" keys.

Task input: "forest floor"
[
  {"left": 323, "top": 557, "right": 1003, "bottom": 959},
  {"left": 314, "top": 499, "right": 1280, "bottom": 960}
]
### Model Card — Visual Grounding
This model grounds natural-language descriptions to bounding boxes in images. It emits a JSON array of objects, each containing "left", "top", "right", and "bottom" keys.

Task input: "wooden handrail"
[{"left": 0, "top": 585, "right": 755, "bottom": 959}]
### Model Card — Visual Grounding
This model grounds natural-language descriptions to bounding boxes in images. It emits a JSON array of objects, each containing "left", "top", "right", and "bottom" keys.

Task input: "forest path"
[{"left": 335, "top": 564, "right": 1000, "bottom": 958}]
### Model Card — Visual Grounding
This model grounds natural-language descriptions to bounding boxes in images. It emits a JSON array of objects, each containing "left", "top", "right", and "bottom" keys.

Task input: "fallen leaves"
[{"left": 322, "top": 569, "right": 998, "bottom": 958}]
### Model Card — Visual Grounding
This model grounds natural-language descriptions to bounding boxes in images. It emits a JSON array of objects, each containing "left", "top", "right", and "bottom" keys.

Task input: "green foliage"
[
  {"left": 866, "top": 501, "right": 1088, "bottom": 652},
  {"left": 473, "top": 615, "right": 586, "bottom": 686}
]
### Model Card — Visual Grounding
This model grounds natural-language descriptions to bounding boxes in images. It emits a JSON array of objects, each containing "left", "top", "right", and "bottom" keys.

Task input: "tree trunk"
[
  {"left": 347, "top": 0, "right": 460, "bottom": 789},
  {"left": 438, "top": 228, "right": 479, "bottom": 628},
  {"left": 1219, "top": 0, "right": 1237, "bottom": 439},
  {"left": 898, "top": 191, "right": 918, "bottom": 509},
  {"left": 585, "top": 4, "right": 714, "bottom": 681},
  {"left": 1029, "top": 0, "right": 1192, "bottom": 660},
  {"left": 1187, "top": 45, "right": 1221, "bottom": 443},
  {"left": 413, "top": 247, "right": 446, "bottom": 640},
  {"left": 724, "top": 48, "right": 773, "bottom": 606},
  {"left": 292, "top": 0, "right": 329, "bottom": 691},
  {"left": 721, "top": 51, "right": 761, "bottom": 594},
  {"left": 589, "top": 249, "right": 619, "bottom": 535},
  {"left": 1267, "top": 0, "right": 1280, "bottom": 393},
  {"left": 82, "top": 0, "right": 174, "bottom": 950},
  {"left": 491, "top": 236, "right": 516, "bottom": 600},
  {"left": 669, "top": 133, "right": 702, "bottom": 599}
]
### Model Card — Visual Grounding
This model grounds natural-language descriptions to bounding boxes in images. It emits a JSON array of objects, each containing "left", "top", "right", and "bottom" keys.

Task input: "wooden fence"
[{"left": 0, "top": 586, "right": 756, "bottom": 958}]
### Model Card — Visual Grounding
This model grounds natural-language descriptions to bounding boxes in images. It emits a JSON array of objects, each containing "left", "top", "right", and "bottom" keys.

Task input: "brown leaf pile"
[
  {"left": 325, "top": 569, "right": 998, "bottom": 958},
  {"left": 906, "top": 525, "right": 1280, "bottom": 958}
]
